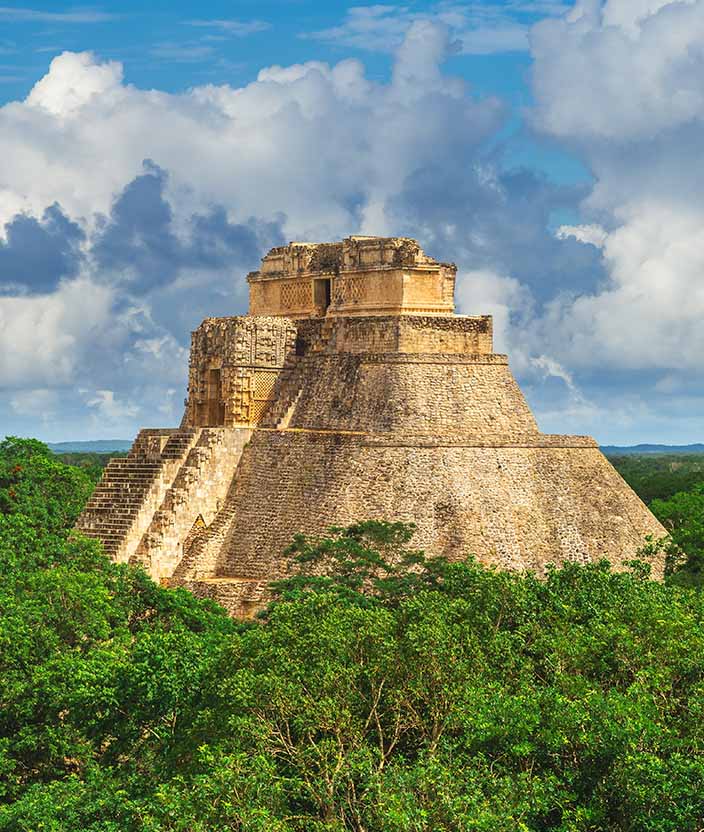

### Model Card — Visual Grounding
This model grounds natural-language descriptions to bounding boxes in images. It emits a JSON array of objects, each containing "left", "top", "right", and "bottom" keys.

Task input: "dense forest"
[
  {"left": 1, "top": 436, "right": 703, "bottom": 830},
  {"left": 54, "top": 451, "right": 127, "bottom": 485},
  {"left": 608, "top": 453, "right": 704, "bottom": 504}
]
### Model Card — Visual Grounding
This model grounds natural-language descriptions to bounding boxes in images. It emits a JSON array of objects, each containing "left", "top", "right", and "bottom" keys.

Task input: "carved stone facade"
[
  {"left": 183, "top": 316, "right": 296, "bottom": 427},
  {"left": 76, "top": 236, "right": 666, "bottom": 617},
  {"left": 248, "top": 236, "right": 456, "bottom": 318}
]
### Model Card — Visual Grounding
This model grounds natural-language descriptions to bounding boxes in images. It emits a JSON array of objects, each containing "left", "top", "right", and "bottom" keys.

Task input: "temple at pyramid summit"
[{"left": 76, "top": 236, "right": 665, "bottom": 616}]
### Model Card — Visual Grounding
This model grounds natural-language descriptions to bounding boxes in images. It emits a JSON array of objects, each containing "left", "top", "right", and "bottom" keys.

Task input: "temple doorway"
[
  {"left": 314, "top": 278, "right": 332, "bottom": 314},
  {"left": 206, "top": 368, "right": 225, "bottom": 425}
]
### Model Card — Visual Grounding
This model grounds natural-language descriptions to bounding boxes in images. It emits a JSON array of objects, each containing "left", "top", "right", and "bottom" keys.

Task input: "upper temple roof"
[
  {"left": 246, "top": 236, "right": 457, "bottom": 319},
  {"left": 248, "top": 236, "right": 454, "bottom": 281}
]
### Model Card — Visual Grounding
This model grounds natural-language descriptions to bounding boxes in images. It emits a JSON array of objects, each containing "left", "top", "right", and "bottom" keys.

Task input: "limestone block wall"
[
  {"left": 328, "top": 268, "right": 454, "bottom": 317},
  {"left": 248, "top": 277, "right": 315, "bottom": 318},
  {"left": 175, "top": 431, "right": 664, "bottom": 617},
  {"left": 248, "top": 269, "right": 456, "bottom": 319},
  {"left": 130, "top": 427, "right": 252, "bottom": 582},
  {"left": 274, "top": 354, "right": 540, "bottom": 437},
  {"left": 330, "top": 315, "right": 493, "bottom": 354},
  {"left": 256, "top": 315, "right": 513, "bottom": 433},
  {"left": 247, "top": 237, "right": 457, "bottom": 319}
]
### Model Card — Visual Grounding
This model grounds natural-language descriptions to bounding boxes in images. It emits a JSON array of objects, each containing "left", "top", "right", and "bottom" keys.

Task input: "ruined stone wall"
[
  {"left": 249, "top": 277, "right": 315, "bottom": 318},
  {"left": 247, "top": 237, "right": 457, "bottom": 318},
  {"left": 330, "top": 315, "right": 493, "bottom": 354},
  {"left": 276, "top": 354, "right": 539, "bottom": 436},
  {"left": 248, "top": 269, "right": 456, "bottom": 319},
  {"left": 259, "top": 241, "right": 343, "bottom": 276},
  {"left": 329, "top": 268, "right": 454, "bottom": 316},
  {"left": 255, "top": 315, "right": 508, "bottom": 433}
]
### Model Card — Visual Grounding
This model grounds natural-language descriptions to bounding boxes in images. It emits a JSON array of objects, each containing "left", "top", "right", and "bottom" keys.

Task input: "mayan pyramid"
[{"left": 77, "top": 236, "right": 665, "bottom": 616}]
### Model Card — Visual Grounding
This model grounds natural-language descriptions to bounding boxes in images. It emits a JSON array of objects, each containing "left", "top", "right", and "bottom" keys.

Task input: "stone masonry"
[{"left": 76, "top": 236, "right": 666, "bottom": 616}]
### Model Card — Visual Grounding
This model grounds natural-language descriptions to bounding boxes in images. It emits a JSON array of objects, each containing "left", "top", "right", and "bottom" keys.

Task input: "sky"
[{"left": 0, "top": 0, "right": 702, "bottom": 445}]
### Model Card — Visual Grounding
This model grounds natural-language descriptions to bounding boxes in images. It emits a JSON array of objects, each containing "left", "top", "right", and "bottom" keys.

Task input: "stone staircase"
[
  {"left": 75, "top": 428, "right": 200, "bottom": 562},
  {"left": 130, "top": 428, "right": 251, "bottom": 581},
  {"left": 260, "top": 317, "right": 335, "bottom": 428},
  {"left": 171, "top": 476, "right": 242, "bottom": 582}
]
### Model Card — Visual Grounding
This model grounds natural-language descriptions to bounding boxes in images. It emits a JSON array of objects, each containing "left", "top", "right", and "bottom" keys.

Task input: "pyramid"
[{"left": 77, "top": 237, "right": 665, "bottom": 616}]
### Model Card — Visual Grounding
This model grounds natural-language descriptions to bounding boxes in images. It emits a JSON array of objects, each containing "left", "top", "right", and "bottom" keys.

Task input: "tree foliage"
[
  {"left": 55, "top": 451, "right": 127, "bottom": 485},
  {"left": 0, "top": 437, "right": 96, "bottom": 535},
  {"left": 609, "top": 453, "right": 704, "bottom": 504},
  {"left": 1, "top": 438, "right": 703, "bottom": 830},
  {"left": 0, "top": 439, "right": 236, "bottom": 830},
  {"left": 651, "top": 484, "right": 704, "bottom": 588}
]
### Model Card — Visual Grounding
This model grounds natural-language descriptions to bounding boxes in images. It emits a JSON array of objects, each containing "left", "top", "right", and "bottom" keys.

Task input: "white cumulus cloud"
[
  {"left": 0, "top": 6, "right": 702, "bottom": 445},
  {"left": 0, "top": 32, "right": 501, "bottom": 238},
  {"left": 530, "top": 0, "right": 704, "bottom": 379}
]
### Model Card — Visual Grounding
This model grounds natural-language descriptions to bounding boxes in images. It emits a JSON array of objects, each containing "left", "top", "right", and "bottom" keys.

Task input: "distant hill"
[
  {"left": 46, "top": 441, "right": 704, "bottom": 455},
  {"left": 48, "top": 440, "right": 133, "bottom": 453},
  {"left": 602, "top": 443, "right": 704, "bottom": 456}
]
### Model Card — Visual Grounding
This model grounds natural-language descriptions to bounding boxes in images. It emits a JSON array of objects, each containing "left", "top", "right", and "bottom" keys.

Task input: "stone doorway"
[
  {"left": 314, "top": 278, "right": 332, "bottom": 314},
  {"left": 206, "top": 368, "right": 225, "bottom": 426}
]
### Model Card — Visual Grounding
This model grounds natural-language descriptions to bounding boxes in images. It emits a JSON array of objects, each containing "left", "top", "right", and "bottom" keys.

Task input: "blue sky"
[
  {"left": 0, "top": 0, "right": 588, "bottom": 183},
  {"left": 0, "top": 1, "right": 549, "bottom": 95},
  {"left": 0, "top": 0, "right": 702, "bottom": 444}
]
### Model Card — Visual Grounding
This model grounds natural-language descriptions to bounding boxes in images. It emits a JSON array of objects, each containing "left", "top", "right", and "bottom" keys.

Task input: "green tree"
[
  {"left": 56, "top": 451, "right": 128, "bottom": 485},
  {"left": 608, "top": 453, "right": 704, "bottom": 504},
  {"left": 2, "top": 439, "right": 704, "bottom": 831},
  {"left": 135, "top": 536, "right": 704, "bottom": 832},
  {"left": 0, "top": 438, "right": 236, "bottom": 830},
  {"left": 652, "top": 483, "right": 704, "bottom": 587},
  {"left": 0, "top": 437, "right": 95, "bottom": 534}
]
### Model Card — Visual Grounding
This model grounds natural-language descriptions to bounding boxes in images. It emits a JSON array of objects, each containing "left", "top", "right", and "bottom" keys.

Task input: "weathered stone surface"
[
  {"left": 248, "top": 236, "right": 456, "bottom": 318},
  {"left": 75, "top": 429, "right": 200, "bottom": 564},
  {"left": 183, "top": 316, "right": 296, "bottom": 428},
  {"left": 76, "top": 236, "right": 666, "bottom": 617},
  {"left": 178, "top": 432, "right": 663, "bottom": 612},
  {"left": 131, "top": 428, "right": 252, "bottom": 582}
]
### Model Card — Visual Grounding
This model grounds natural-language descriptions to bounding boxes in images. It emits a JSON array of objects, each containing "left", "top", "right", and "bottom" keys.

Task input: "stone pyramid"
[{"left": 77, "top": 237, "right": 665, "bottom": 616}]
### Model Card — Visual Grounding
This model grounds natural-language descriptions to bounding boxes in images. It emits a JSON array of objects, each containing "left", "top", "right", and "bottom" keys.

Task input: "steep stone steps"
[
  {"left": 75, "top": 428, "right": 201, "bottom": 561},
  {"left": 131, "top": 428, "right": 252, "bottom": 582},
  {"left": 259, "top": 320, "right": 334, "bottom": 428}
]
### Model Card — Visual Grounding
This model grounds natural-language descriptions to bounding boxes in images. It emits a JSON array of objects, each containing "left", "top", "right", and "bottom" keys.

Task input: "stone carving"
[
  {"left": 332, "top": 275, "right": 364, "bottom": 306},
  {"left": 280, "top": 279, "right": 311, "bottom": 311},
  {"left": 76, "top": 237, "right": 666, "bottom": 618},
  {"left": 248, "top": 236, "right": 456, "bottom": 318}
]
